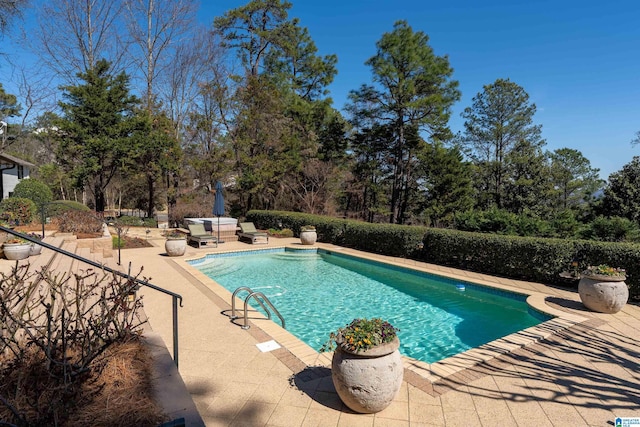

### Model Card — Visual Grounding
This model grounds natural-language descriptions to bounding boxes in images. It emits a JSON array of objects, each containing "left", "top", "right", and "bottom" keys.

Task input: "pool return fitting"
[{"left": 230, "top": 286, "right": 285, "bottom": 330}]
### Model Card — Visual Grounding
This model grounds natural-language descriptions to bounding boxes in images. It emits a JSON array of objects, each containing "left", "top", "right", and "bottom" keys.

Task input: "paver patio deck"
[{"left": 3, "top": 229, "right": 639, "bottom": 426}]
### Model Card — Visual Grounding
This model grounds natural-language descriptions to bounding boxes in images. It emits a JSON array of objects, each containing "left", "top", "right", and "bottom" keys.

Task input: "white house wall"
[{"left": 2, "top": 167, "right": 30, "bottom": 199}]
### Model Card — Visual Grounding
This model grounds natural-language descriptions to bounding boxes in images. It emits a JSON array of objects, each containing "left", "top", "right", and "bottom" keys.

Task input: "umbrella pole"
[{"left": 217, "top": 216, "right": 220, "bottom": 246}]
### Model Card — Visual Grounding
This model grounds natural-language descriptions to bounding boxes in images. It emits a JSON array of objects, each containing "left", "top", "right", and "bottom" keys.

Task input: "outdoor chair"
[
  {"left": 187, "top": 223, "right": 218, "bottom": 248},
  {"left": 238, "top": 222, "right": 269, "bottom": 244}
]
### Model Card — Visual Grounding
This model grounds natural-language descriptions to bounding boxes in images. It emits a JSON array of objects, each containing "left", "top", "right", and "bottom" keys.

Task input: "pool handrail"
[{"left": 242, "top": 291, "right": 285, "bottom": 330}]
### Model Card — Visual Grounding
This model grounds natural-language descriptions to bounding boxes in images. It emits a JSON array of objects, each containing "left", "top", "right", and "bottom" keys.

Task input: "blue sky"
[
  {"left": 201, "top": 0, "right": 640, "bottom": 179},
  {"left": 3, "top": 0, "right": 639, "bottom": 180}
]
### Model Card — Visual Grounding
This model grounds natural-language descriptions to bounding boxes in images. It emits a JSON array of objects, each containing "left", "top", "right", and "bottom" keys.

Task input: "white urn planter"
[
  {"left": 29, "top": 243, "right": 42, "bottom": 256},
  {"left": 300, "top": 230, "right": 317, "bottom": 245},
  {"left": 578, "top": 274, "right": 628, "bottom": 314},
  {"left": 3, "top": 243, "right": 32, "bottom": 260},
  {"left": 331, "top": 336, "right": 403, "bottom": 413},
  {"left": 165, "top": 238, "right": 187, "bottom": 257}
]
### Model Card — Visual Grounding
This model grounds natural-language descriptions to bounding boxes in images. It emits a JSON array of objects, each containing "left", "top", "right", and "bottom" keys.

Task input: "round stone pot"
[
  {"left": 3, "top": 243, "right": 32, "bottom": 260},
  {"left": 300, "top": 230, "right": 317, "bottom": 245},
  {"left": 578, "top": 275, "right": 628, "bottom": 314},
  {"left": 29, "top": 243, "right": 42, "bottom": 256},
  {"left": 331, "top": 336, "right": 403, "bottom": 413},
  {"left": 165, "top": 238, "right": 187, "bottom": 257}
]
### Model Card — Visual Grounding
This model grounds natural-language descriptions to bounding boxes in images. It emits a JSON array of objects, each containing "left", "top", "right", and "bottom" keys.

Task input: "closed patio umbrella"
[{"left": 213, "top": 181, "right": 225, "bottom": 244}]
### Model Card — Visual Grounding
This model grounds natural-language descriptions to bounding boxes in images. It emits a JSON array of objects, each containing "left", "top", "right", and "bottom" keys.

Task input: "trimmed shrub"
[
  {"left": 247, "top": 210, "right": 425, "bottom": 258},
  {"left": 56, "top": 210, "right": 104, "bottom": 234},
  {"left": 44, "top": 200, "right": 90, "bottom": 218},
  {"left": 0, "top": 197, "right": 37, "bottom": 225},
  {"left": 12, "top": 178, "right": 53, "bottom": 207}
]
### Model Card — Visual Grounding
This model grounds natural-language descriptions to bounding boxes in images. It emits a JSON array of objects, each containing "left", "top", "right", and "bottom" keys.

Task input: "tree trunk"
[{"left": 147, "top": 174, "right": 155, "bottom": 219}]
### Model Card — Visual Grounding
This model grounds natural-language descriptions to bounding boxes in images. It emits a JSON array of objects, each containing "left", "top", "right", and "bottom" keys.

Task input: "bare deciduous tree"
[
  {"left": 29, "top": 0, "right": 125, "bottom": 80},
  {"left": 122, "top": 0, "right": 198, "bottom": 110}
]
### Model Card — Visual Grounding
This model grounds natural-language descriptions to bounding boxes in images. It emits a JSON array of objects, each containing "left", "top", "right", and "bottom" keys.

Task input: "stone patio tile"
[
  {"left": 336, "top": 412, "right": 374, "bottom": 427},
  {"left": 375, "top": 399, "right": 409, "bottom": 421},
  {"left": 279, "top": 386, "right": 314, "bottom": 408},
  {"left": 231, "top": 401, "right": 277, "bottom": 426},
  {"left": 442, "top": 409, "right": 482, "bottom": 426},
  {"left": 408, "top": 402, "right": 445, "bottom": 425},
  {"left": 300, "top": 408, "right": 340, "bottom": 427},
  {"left": 372, "top": 418, "right": 410, "bottom": 426},
  {"left": 265, "top": 404, "right": 309, "bottom": 426}
]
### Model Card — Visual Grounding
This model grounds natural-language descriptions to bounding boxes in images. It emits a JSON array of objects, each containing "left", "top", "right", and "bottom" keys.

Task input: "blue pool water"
[{"left": 190, "top": 248, "right": 549, "bottom": 363}]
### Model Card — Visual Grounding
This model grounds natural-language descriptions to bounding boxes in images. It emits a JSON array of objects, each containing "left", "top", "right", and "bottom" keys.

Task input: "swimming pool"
[{"left": 189, "top": 248, "right": 550, "bottom": 364}]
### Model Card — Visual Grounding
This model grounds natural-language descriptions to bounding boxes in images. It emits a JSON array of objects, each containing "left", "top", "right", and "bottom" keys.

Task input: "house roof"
[{"left": 0, "top": 153, "right": 35, "bottom": 167}]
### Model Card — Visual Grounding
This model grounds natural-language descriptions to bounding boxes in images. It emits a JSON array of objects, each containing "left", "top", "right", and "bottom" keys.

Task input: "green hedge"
[
  {"left": 421, "top": 228, "right": 640, "bottom": 299},
  {"left": 247, "top": 210, "right": 426, "bottom": 258},
  {"left": 247, "top": 210, "right": 640, "bottom": 300}
]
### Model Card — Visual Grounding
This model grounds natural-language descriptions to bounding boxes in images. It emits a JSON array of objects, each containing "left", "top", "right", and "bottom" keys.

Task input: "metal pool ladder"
[{"left": 230, "top": 286, "right": 285, "bottom": 330}]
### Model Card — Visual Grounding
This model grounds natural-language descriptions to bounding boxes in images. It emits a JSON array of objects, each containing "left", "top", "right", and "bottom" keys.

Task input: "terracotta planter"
[
  {"left": 300, "top": 230, "right": 317, "bottom": 245},
  {"left": 331, "top": 336, "right": 403, "bottom": 413},
  {"left": 3, "top": 243, "right": 32, "bottom": 260},
  {"left": 165, "top": 238, "right": 187, "bottom": 257},
  {"left": 578, "top": 275, "right": 628, "bottom": 314},
  {"left": 29, "top": 243, "right": 42, "bottom": 256}
]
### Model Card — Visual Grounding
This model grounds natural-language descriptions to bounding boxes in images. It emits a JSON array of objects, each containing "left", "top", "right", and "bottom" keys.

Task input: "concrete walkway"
[{"left": 4, "top": 230, "right": 639, "bottom": 426}]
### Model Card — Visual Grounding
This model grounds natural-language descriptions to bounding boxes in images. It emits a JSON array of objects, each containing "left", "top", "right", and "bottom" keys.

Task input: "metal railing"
[{"left": 0, "top": 225, "right": 184, "bottom": 368}]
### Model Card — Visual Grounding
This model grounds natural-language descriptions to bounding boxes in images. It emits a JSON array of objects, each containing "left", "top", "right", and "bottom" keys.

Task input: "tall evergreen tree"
[
  {"left": 461, "top": 78, "right": 544, "bottom": 209},
  {"left": 549, "top": 148, "right": 602, "bottom": 213},
  {"left": 348, "top": 20, "right": 460, "bottom": 224},
  {"left": 56, "top": 59, "right": 140, "bottom": 212},
  {"left": 600, "top": 156, "right": 640, "bottom": 224},
  {"left": 416, "top": 142, "right": 474, "bottom": 227}
]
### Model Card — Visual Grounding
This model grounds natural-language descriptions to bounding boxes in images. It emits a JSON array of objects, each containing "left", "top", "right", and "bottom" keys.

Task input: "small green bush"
[
  {"left": 115, "top": 215, "right": 157, "bottom": 228},
  {"left": 0, "top": 197, "right": 37, "bottom": 225},
  {"left": 112, "top": 235, "right": 126, "bottom": 249},
  {"left": 580, "top": 216, "right": 640, "bottom": 242},
  {"left": 12, "top": 179, "right": 53, "bottom": 207}
]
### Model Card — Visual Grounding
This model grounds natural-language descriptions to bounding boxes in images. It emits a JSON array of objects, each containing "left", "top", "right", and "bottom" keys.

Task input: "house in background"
[{"left": 0, "top": 153, "right": 34, "bottom": 200}]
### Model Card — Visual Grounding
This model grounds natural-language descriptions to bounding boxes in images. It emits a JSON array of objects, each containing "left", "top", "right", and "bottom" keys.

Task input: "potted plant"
[
  {"left": 164, "top": 230, "right": 187, "bottom": 257},
  {"left": 578, "top": 264, "right": 628, "bottom": 314},
  {"left": 320, "top": 318, "right": 403, "bottom": 413},
  {"left": 28, "top": 233, "right": 43, "bottom": 256},
  {"left": 3, "top": 237, "right": 32, "bottom": 260},
  {"left": 299, "top": 225, "right": 317, "bottom": 245}
]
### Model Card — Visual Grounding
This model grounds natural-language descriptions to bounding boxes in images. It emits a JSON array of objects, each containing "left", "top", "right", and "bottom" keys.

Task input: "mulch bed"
[{"left": 117, "top": 236, "right": 154, "bottom": 249}]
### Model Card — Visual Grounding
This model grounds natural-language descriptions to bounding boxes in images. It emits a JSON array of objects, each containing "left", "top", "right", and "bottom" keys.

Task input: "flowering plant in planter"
[
  {"left": 320, "top": 317, "right": 399, "bottom": 353},
  {"left": 301, "top": 225, "right": 316, "bottom": 231},
  {"left": 164, "top": 230, "right": 186, "bottom": 239},
  {"left": 27, "top": 233, "right": 42, "bottom": 241},
  {"left": 4, "top": 237, "right": 28, "bottom": 244},
  {"left": 583, "top": 264, "right": 626, "bottom": 279}
]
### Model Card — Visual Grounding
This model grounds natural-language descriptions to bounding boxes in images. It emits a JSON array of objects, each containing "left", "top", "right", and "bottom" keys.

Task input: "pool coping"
[{"left": 175, "top": 242, "right": 592, "bottom": 396}]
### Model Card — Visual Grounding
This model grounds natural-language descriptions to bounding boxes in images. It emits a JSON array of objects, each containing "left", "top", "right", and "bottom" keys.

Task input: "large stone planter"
[
  {"left": 3, "top": 243, "right": 32, "bottom": 260},
  {"left": 300, "top": 230, "right": 317, "bottom": 245},
  {"left": 331, "top": 336, "right": 403, "bottom": 413},
  {"left": 165, "top": 238, "right": 187, "bottom": 257},
  {"left": 578, "top": 275, "right": 628, "bottom": 314}
]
